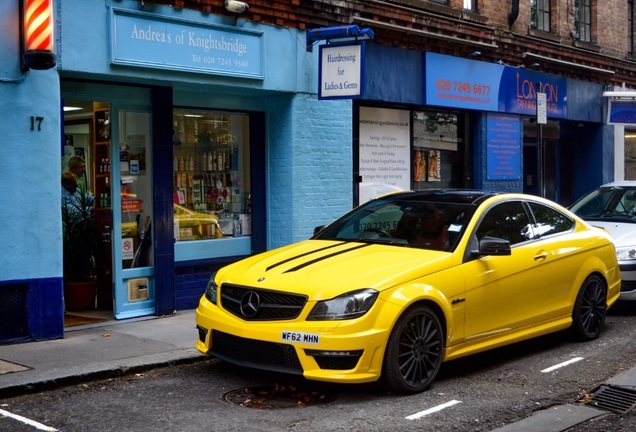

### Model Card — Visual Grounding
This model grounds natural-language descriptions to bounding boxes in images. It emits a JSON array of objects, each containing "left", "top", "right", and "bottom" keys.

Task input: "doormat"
[
  {"left": 0, "top": 360, "right": 30, "bottom": 375},
  {"left": 64, "top": 314, "right": 108, "bottom": 328}
]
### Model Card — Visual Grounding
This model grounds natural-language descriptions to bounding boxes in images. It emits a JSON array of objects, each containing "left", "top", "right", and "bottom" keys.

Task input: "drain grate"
[{"left": 578, "top": 384, "right": 636, "bottom": 414}]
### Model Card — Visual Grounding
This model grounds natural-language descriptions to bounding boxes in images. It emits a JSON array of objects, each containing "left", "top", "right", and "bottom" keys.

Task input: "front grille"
[
  {"left": 212, "top": 330, "right": 303, "bottom": 374},
  {"left": 307, "top": 350, "right": 363, "bottom": 370},
  {"left": 220, "top": 284, "right": 307, "bottom": 321}
]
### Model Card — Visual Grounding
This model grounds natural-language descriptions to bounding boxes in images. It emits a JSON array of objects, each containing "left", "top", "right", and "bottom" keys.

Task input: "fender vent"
[{"left": 578, "top": 384, "right": 636, "bottom": 414}]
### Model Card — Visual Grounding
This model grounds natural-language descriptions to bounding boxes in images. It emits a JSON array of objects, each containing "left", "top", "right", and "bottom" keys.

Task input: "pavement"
[
  {"left": 0, "top": 309, "right": 635, "bottom": 431},
  {"left": 0, "top": 310, "right": 204, "bottom": 398}
]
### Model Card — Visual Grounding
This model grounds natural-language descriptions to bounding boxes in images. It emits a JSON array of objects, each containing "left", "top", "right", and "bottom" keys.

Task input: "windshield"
[
  {"left": 313, "top": 196, "right": 476, "bottom": 251},
  {"left": 570, "top": 187, "right": 636, "bottom": 223}
]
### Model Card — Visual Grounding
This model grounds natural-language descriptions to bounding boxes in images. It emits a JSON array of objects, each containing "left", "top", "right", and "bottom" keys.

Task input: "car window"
[
  {"left": 475, "top": 201, "right": 533, "bottom": 246},
  {"left": 619, "top": 190, "right": 636, "bottom": 215},
  {"left": 327, "top": 202, "right": 403, "bottom": 240},
  {"left": 527, "top": 202, "right": 574, "bottom": 237},
  {"left": 570, "top": 188, "right": 618, "bottom": 218},
  {"left": 314, "top": 197, "right": 476, "bottom": 250}
]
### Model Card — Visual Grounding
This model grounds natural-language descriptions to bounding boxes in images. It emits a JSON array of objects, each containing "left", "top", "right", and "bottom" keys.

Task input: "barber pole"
[{"left": 23, "top": 0, "right": 56, "bottom": 70}]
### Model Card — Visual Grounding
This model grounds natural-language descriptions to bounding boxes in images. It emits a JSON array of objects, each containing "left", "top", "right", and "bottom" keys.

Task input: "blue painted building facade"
[{"left": 0, "top": 0, "right": 613, "bottom": 344}]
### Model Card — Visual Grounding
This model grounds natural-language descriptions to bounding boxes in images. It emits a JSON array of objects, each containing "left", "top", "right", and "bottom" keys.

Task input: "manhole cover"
[{"left": 223, "top": 384, "right": 337, "bottom": 409}]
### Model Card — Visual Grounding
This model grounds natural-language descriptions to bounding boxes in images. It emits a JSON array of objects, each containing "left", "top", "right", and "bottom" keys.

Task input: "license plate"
[{"left": 281, "top": 331, "right": 320, "bottom": 345}]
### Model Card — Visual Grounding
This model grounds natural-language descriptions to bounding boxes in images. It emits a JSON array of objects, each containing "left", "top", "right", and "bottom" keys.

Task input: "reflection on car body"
[
  {"left": 196, "top": 190, "right": 620, "bottom": 394},
  {"left": 174, "top": 204, "right": 222, "bottom": 240}
]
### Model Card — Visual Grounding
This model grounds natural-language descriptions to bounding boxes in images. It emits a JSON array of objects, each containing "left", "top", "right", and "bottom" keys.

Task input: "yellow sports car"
[{"left": 195, "top": 190, "right": 621, "bottom": 394}]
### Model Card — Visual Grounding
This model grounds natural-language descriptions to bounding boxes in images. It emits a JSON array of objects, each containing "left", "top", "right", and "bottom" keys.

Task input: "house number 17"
[{"left": 30, "top": 116, "right": 44, "bottom": 131}]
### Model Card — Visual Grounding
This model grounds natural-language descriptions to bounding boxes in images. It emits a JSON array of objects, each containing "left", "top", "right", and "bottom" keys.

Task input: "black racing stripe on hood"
[
  {"left": 283, "top": 244, "right": 372, "bottom": 273},
  {"left": 265, "top": 241, "right": 347, "bottom": 272}
]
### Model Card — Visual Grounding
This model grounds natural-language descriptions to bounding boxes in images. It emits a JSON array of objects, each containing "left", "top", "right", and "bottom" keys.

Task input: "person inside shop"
[
  {"left": 62, "top": 172, "right": 94, "bottom": 212},
  {"left": 67, "top": 155, "right": 88, "bottom": 190}
]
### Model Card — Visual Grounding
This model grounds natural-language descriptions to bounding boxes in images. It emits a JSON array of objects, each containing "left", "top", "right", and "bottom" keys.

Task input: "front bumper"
[
  {"left": 194, "top": 297, "right": 398, "bottom": 384},
  {"left": 618, "top": 263, "right": 636, "bottom": 301}
]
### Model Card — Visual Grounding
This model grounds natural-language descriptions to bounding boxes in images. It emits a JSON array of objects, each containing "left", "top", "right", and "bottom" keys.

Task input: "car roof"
[
  {"left": 599, "top": 181, "right": 636, "bottom": 188},
  {"left": 381, "top": 189, "right": 499, "bottom": 205}
]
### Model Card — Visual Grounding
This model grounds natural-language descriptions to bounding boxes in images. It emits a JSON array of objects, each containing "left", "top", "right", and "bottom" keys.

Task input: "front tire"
[
  {"left": 381, "top": 305, "right": 443, "bottom": 394},
  {"left": 571, "top": 274, "right": 606, "bottom": 341}
]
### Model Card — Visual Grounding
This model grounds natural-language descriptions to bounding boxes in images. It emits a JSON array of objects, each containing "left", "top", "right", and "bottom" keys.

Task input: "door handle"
[{"left": 534, "top": 251, "right": 548, "bottom": 261}]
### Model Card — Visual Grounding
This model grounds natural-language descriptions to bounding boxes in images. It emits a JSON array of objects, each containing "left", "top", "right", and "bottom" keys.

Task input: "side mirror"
[
  {"left": 313, "top": 225, "right": 326, "bottom": 236},
  {"left": 472, "top": 236, "right": 511, "bottom": 256}
]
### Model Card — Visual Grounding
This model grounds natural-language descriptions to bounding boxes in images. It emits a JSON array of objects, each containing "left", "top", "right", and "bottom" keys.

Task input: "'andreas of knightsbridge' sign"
[
  {"left": 111, "top": 9, "right": 264, "bottom": 79},
  {"left": 319, "top": 43, "right": 364, "bottom": 99}
]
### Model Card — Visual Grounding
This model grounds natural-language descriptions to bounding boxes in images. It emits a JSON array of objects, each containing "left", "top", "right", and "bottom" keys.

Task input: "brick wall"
[
  {"left": 144, "top": 0, "right": 636, "bottom": 88},
  {"left": 267, "top": 93, "right": 353, "bottom": 249}
]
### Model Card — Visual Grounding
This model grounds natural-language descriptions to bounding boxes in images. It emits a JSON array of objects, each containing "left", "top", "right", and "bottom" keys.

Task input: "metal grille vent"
[{"left": 580, "top": 384, "right": 636, "bottom": 414}]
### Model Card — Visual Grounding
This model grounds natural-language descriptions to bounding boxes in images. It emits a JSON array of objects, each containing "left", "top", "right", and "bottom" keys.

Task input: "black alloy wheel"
[
  {"left": 571, "top": 274, "right": 607, "bottom": 341},
  {"left": 381, "top": 305, "right": 443, "bottom": 394}
]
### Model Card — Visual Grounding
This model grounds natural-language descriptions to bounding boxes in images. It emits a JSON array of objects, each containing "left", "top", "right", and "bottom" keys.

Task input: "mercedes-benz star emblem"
[{"left": 240, "top": 291, "right": 261, "bottom": 318}]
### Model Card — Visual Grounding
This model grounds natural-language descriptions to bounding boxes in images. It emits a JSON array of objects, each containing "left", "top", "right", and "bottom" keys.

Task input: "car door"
[{"left": 460, "top": 200, "right": 562, "bottom": 342}]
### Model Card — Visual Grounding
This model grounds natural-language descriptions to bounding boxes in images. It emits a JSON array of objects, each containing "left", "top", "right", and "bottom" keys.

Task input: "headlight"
[
  {"left": 204, "top": 273, "right": 218, "bottom": 304},
  {"left": 307, "top": 289, "right": 378, "bottom": 321},
  {"left": 616, "top": 246, "right": 636, "bottom": 262}
]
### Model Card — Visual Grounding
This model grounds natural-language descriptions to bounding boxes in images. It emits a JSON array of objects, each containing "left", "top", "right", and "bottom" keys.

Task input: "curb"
[{"left": 0, "top": 351, "right": 208, "bottom": 399}]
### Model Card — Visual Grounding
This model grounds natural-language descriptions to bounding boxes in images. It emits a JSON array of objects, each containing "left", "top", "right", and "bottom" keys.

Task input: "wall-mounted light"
[
  {"left": 306, "top": 25, "right": 374, "bottom": 51},
  {"left": 469, "top": 51, "right": 481, "bottom": 57},
  {"left": 22, "top": 0, "right": 56, "bottom": 70},
  {"left": 225, "top": 0, "right": 249, "bottom": 14}
]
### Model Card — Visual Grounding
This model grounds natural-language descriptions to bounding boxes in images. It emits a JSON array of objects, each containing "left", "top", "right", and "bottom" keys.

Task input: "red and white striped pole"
[{"left": 23, "top": 0, "right": 56, "bottom": 70}]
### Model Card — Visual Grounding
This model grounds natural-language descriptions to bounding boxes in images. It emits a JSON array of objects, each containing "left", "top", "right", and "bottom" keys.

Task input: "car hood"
[
  {"left": 586, "top": 221, "right": 636, "bottom": 247},
  {"left": 217, "top": 240, "right": 453, "bottom": 299}
]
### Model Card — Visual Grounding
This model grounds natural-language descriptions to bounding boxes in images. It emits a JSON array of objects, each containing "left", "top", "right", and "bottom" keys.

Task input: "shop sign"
[
  {"left": 607, "top": 100, "right": 636, "bottom": 124},
  {"left": 424, "top": 53, "right": 567, "bottom": 119},
  {"left": 358, "top": 107, "right": 410, "bottom": 204},
  {"left": 319, "top": 42, "right": 364, "bottom": 99},
  {"left": 122, "top": 198, "right": 143, "bottom": 214},
  {"left": 111, "top": 8, "right": 264, "bottom": 79},
  {"left": 486, "top": 113, "right": 521, "bottom": 180},
  {"left": 122, "top": 238, "right": 134, "bottom": 260}
]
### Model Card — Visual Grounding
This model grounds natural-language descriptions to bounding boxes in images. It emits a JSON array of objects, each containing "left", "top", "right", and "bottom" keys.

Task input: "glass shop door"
[{"left": 111, "top": 105, "right": 155, "bottom": 319}]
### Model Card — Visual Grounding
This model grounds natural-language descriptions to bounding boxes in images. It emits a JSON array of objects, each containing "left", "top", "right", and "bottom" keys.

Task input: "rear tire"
[
  {"left": 571, "top": 274, "right": 606, "bottom": 341},
  {"left": 381, "top": 305, "right": 443, "bottom": 394}
]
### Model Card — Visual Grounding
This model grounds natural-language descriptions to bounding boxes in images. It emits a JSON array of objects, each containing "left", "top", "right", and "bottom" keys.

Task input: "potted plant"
[{"left": 62, "top": 182, "right": 100, "bottom": 311}]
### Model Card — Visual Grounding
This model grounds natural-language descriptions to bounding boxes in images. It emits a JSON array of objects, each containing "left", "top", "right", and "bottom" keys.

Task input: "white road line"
[
  {"left": 0, "top": 408, "right": 58, "bottom": 431},
  {"left": 405, "top": 400, "right": 462, "bottom": 420},
  {"left": 541, "top": 356, "right": 584, "bottom": 373}
]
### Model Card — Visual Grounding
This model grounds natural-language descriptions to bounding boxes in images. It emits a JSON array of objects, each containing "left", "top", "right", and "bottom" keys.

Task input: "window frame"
[
  {"left": 629, "top": 0, "right": 635, "bottom": 55},
  {"left": 463, "top": 0, "right": 477, "bottom": 12},
  {"left": 531, "top": 0, "right": 552, "bottom": 32},
  {"left": 574, "top": 0, "right": 592, "bottom": 42}
]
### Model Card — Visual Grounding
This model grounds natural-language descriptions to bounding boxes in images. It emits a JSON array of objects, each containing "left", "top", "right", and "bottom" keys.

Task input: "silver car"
[{"left": 570, "top": 181, "right": 636, "bottom": 301}]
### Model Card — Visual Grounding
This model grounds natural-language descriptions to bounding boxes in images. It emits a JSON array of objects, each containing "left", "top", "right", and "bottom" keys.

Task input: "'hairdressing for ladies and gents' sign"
[
  {"left": 111, "top": 9, "right": 264, "bottom": 78},
  {"left": 319, "top": 42, "right": 365, "bottom": 99},
  {"left": 424, "top": 52, "right": 567, "bottom": 118}
]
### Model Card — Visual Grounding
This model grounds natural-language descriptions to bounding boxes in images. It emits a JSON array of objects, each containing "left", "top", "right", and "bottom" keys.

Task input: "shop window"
[
  {"left": 412, "top": 111, "right": 463, "bottom": 189},
  {"left": 531, "top": 0, "right": 551, "bottom": 32},
  {"left": 625, "top": 129, "right": 636, "bottom": 179},
  {"left": 172, "top": 109, "right": 251, "bottom": 241}
]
